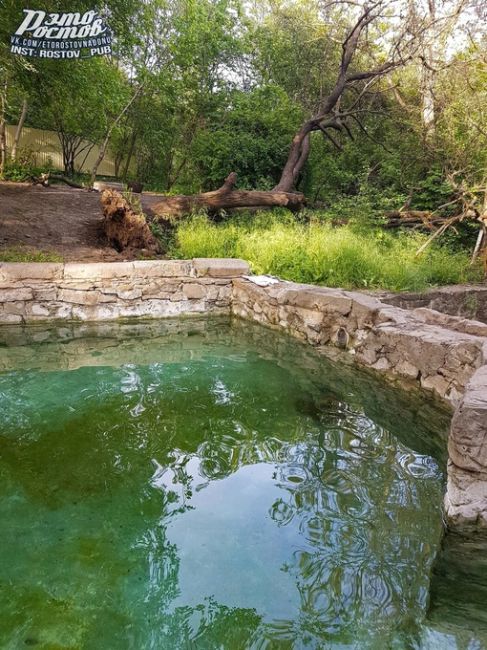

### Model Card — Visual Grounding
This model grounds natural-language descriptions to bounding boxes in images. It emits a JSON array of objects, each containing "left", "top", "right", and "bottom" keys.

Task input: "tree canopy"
[{"left": 0, "top": 0, "right": 486, "bottom": 214}]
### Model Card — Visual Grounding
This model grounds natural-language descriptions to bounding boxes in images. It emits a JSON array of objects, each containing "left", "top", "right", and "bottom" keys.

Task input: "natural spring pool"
[{"left": 0, "top": 317, "right": 485, "bottom": 649}]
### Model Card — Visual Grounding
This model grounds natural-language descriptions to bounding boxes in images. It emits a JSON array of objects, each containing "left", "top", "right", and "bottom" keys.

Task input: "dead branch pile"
[{"left": 383, "top": 210, "right": 447, "bottom": 229}]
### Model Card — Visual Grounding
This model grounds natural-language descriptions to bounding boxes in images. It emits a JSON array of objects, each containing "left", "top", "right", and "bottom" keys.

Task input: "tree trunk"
[
  {"left": 58, "top": 132, "right": 78, "bottom": 176},
  {"left": 272, "top": 3, "right": 395, "bottom": 192},
  {"left": 48, "top": 173, "right": 84, "bottom": 188},
  {"left": 90, "top": 132, "right": 113, "bottom": 186},
  {"left": 384, "top": 209, "right": 440, "bottom": 226},
  {"left": 0, "top": 121, "right": 6, "bottom": 178},
  {"left": 90, "top": 85, "right": 143, "bottom": 186},
  {"left": 11, "top": 98, "right": 28, "bottom": 161},
  {"left": 0, "top": 76, "right": 8, "bottom": 177},
  {"left": 274, "top": 128, "right": 313, "bottom": 192},
  {"left": 114, "top": 133, "right": 130, "bottom": 178},
  {"left": 122, "top": 129, "right": 137, "bottom": 180},
  {"left": 142, "top": 173, "right": 305, "bottom": 219}
]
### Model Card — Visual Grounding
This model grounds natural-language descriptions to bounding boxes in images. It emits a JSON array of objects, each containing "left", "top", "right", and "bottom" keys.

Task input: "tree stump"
[{"left": 101, "top": 189, "right": 159, "bottom": 254}]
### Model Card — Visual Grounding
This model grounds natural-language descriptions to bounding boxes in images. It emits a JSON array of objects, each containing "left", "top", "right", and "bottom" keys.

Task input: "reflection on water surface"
[{"left": 0, "top": 317, "right": 483, "bottom": 649}]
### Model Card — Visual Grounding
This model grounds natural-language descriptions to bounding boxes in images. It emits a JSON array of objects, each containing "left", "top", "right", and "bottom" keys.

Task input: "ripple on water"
[{"left": 0, "top": 318, "right": 469, "bottom": 649}]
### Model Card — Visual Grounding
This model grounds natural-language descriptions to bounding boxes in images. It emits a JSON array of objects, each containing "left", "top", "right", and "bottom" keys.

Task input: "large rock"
[
  {"left": 449, "top": 365, "right": 487, "bottom": 473},
  {"left": 193, "top": 258, "right": 249, "bottom": 278},
  {"left": 445, "top": 461, "right": 487, "bottom": 530},
  {"left": 0, "top": 262, "right": 63, "bottom": 284},
  {"left": 63, "top": 262, "right": 133, "bottom": 281}
]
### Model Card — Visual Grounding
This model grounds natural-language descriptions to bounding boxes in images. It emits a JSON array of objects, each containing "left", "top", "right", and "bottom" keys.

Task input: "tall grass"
[{"left": 171, "top": 214, "right": 482, "bottom": 291}]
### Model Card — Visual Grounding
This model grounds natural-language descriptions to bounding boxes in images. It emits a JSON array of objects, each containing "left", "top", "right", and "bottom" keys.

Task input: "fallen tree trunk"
[
  {"left": 383, "top": 210, "right": 448, "bottom": 230},
  {"left": 49, "top": 174, "right": 85, "bottom": 189},
  {"left": 31, "top": 172, "right": 84, "bottom": 188},
  {"left": 101, "top": 189, "right": 160, "bottom": 254},
  {"left": 142, "top": 173, "right": 305, "bottom": 219}
]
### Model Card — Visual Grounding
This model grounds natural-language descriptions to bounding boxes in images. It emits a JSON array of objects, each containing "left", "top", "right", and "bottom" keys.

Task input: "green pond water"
[{"left": 0, "top": 317, "right": 485, "bottom": 649}]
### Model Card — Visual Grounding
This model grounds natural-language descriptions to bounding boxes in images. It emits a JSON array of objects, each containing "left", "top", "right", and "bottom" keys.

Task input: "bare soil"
[{"left": 0, "top": 182, "right": 155, "bottom": 262}]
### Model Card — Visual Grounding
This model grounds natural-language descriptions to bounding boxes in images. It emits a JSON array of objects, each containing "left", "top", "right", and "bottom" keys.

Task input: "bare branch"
[{"left": 319, "top": 125, "right": 344, "bottom": 150}]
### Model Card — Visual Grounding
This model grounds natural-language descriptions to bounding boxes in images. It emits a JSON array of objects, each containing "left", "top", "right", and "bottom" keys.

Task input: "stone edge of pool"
[{"left": 0, "top": 258, "right": 486, "bottom": 533}]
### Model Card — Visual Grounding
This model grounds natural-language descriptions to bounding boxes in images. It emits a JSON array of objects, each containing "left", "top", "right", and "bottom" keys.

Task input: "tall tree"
[{"left": 128, "top": 0, "right": 431, "bottom": 217}]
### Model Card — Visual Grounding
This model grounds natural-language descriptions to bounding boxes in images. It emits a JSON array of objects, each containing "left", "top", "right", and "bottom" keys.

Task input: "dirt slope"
[{"left": 0, "top": 182, "right": 131, "bottom": 261}]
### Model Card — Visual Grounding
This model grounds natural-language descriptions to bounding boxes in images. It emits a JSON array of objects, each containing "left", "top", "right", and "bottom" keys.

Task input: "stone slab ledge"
[
  {"left": 377, "top": 283, "right": 487, "bottom": 324},
  {"left": 0, "top": 258, "right": 250, "bottom": 284}
]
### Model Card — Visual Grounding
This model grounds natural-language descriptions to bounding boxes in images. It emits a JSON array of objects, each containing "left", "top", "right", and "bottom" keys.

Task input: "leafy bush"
[
  {"left": 150, "top": 220, "right": 177, "bottom": 253},
  {"left": 189, "top": 86, "right": 304, "bottom": 192},
  {"left": 2, "top": 151, "right": 52, "bottom": 183},
  {"left": 409, "top": 167, "right": 455, "bottom": 212},
  {"left": 2, "top": 159, "right": 93, "bottom": 185},
  {"left": 2, "top": 149, "right": 58, "bottom": 183},
  {"left": 170, "top": 214, "right": 482, "bottom": 291}
]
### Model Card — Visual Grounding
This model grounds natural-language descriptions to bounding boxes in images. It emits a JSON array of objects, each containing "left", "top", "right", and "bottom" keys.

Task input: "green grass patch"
[
  {"left": 0, "top": 247, "right": 63, "bottom": 263},
  {"left": 170, "top": 214, "right": 483, "bottom": 291}
]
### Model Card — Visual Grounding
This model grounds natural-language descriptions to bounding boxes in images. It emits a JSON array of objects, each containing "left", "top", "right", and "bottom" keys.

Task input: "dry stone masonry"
[
  {"left": 378, "top": 284, "right": 487, "bottom": 324},
  {"left": 0, "top": 259, "right": 486, "bottom": 532},
  {"left": 0, "top": 259, "right": 248, "bottom": 323},
  {"left": 232, "top": 279, "right": 485, "bottom": 404}
]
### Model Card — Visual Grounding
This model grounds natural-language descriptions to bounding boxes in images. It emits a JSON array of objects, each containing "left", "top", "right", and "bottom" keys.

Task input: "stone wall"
[
  {"left": 232, "top": 278, "right": 485, "bottom": 406},
  {"left": 0, "top": 258, "right": 249, "bottom": 323},
  {"left": 232, "top": 276, "right": 487, "bottom": 531},
  {"left": 377, "top": 284, "right": 487, "bottom": 324},
  {"left": 446, "top": 365, "right": 487, "bottom": 530}
]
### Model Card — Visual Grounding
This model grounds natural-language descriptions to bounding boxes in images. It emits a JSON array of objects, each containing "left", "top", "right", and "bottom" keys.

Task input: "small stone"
[
  {"left": 0, "top": 287, "right": 33, "bottom": 302},
  {"left": 335, "top": 327, "right": 349, "bottom": 349},
  {"left": 182, "top": 283, "right": 206, "bottom": 299},
  {"left": 0, "top": 262, "right": 63, "bottom": 282},
  {"left": 395, "top": 360, "right": 419, "bottom": 379},
  {"left": 58, "top": 289, "right": 99, "bottom": 306},
  {"left": 420, "top": 373, "right": 450, "bottom": 398},
  {"left": 118, "top": 288, "right": 143, "bottom": 300},
  {"left": 30, "top": 304, "right": 50, "bottom": 317},
  {"left": 372, "top": 357, "right": 391, "bottom": 371}
]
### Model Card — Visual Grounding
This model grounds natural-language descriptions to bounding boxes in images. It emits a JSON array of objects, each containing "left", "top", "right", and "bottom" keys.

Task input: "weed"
[{"left": 170, "top": 214, "right": 483, "bottom": 291}]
